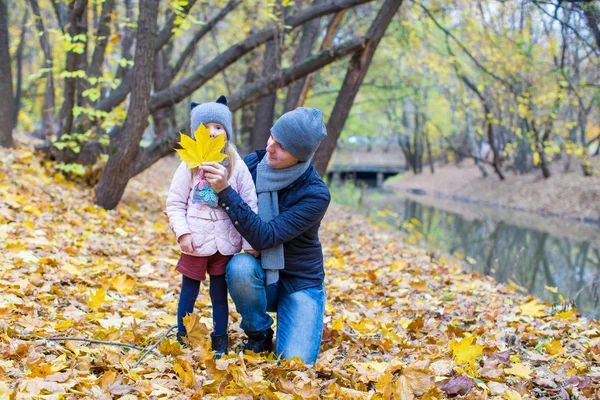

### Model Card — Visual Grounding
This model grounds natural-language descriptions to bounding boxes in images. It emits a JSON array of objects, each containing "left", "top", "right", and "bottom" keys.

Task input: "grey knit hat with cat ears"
[{"left": 190, "top": 95, "right": 232, "bottom": 140}]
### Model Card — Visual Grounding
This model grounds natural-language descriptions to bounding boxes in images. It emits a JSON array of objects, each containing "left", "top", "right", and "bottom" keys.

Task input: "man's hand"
[
  {"left": 201, "top": 162, "right": 229, "bottom": 193},
  {"left": 178, "top": 233, "right": 195, "bottom": 253},
  {"left": 247, "top": 250, "right": 261, "bottom": 258}
]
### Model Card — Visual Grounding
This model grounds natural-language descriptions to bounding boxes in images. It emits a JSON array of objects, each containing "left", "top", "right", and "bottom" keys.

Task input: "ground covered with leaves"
[{"left": 1, "top": 148, "right": 599, "bottom": 399}]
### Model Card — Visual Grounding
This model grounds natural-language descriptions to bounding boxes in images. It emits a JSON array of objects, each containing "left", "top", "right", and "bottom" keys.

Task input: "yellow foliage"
[{"left": 175, "top": 124, "right": 228, "bottom": 169}]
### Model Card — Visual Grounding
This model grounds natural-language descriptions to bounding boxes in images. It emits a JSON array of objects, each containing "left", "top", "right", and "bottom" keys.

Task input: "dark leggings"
[{"left": 177, "top": 274, "right": 228, "bottom": 336}]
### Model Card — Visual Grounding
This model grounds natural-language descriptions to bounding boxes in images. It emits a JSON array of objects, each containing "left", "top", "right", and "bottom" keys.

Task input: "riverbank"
[
  {"left": 1, "top": 149, "right": 599, "bottom": 398},
  {"left": 385, "top": 162, "right": 600, "bottom": 224}
]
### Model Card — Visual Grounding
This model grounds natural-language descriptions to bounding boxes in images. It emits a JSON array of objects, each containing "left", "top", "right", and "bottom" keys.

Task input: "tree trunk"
[
  {"left": 313, "top": 0, "right": 405, "bottom": 176},
  {"left": 0, "top": 0, "right": 13, "bottom": 147},
  {"left": 466, "top": 110, "right": 488, "bottom": 177},
  {"left": 114, "top": 0, "right": 135, "bottom": 81},
  {"left": 59, "top": 0, "right": 88, "bottom": 136},
  {"left": 422, "top": 115, "right": 434, "bottom": 174},
  {"left": 252, "top": 2, "right": 294, "bottom": 152},
  {"left": 295, "top": 10, "right": 346, "bottom": 108},
  {"left": 81, "top": 0, "right": 115, "bottom": 107},
  {"left": 28, "top": 0, "right": 57, "bottom": 137},
  {"left": 583, "top": 2, "right": 600, "bottom": 52},
  {"left": 95, "top": 0, "right": 159, "bottom": 209},
  {"left": 251, "top": 35, "right": 281, "bottom": 151},
  {"left": 13, "top": 8, "right": 28, "bottom": 130},
  {"left": 240, "top": 56, "right": 259, "bottom": 154},
  {"left": 284, "top": 0, "right": 324, "bottom": 112},
  {"left": 75, "top": 4, "right": 89, "bottom": 108}
]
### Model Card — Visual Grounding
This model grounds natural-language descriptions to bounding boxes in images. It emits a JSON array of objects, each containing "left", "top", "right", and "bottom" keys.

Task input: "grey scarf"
[{"left": 256, "top": 156, "right": 311, "bottom": 284}]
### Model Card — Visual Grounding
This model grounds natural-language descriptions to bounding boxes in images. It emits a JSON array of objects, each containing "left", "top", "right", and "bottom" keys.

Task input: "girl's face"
[{"left": 205, "top": 122, "right": 226, "bottom": 139}]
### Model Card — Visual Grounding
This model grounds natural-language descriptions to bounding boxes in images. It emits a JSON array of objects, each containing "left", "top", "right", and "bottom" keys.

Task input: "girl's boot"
[{"left": 211, "top": 333, "right": 228, "bottom": 359}]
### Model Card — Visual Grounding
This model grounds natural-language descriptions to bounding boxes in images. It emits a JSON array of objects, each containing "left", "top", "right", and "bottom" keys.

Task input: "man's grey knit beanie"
[
  {"left": 190, "top": 95, "right": 233, "bottom": 140},
  {"left": 271, "top": 107, "right": 327, "bottom": 161}
]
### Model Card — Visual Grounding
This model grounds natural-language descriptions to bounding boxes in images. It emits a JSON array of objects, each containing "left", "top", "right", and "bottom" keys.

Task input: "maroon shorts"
[{"left": 175, "top": 252, "right": 232, "bottom": 281}]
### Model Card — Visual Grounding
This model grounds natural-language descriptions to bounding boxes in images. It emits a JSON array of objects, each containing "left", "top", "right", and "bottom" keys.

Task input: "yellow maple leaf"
[
  {"left": 182, "top": 313, "right": 210, "bottom": 348},
  {"left": 395, "top": 367, "right": 432, "bottom": 399},
  {"left": 110, "top": 275, "right": 135, "bottom": 294},
  {"left": 175, "top": 124, "right": 228, "bottom": 169},
  {"left": 450, "top": 335, "right": 483, "bottom": 365},
  {"left": 88, "top": 288, "right": 107, "bottom": 311},
  {"left": 504, "top": 390, "right": 522, "bottom": 400},
  {"left": 330, "top": 316, "right": 344, "bottom": 331},
  {"left": 519, "top": 300, "right": 546, "bottom": 317},
  {"left": 554, "top": 310, "right": 576, "bottom": 319},
  {"left": 543, "top": 340, "right": 565, "bottom": 355},
  {"left": 158, "top": 339, "right": 184, "bottom": 357},
  {"left": 54, "top": 319, "right": 73, "bottom": 330},
  {"left": 504, "top": 363, "right": 534, "bottom": 379},
  {"left": 173, "top": 358, "right": 195, "bottom": 388}
]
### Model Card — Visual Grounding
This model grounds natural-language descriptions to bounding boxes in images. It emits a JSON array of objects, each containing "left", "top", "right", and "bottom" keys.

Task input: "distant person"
[
  {"left": 166, "top": 96, "right": 258, "bottom": 358},
  {"left": 201, "top": 107, "right": 331, "bottom": 365}
]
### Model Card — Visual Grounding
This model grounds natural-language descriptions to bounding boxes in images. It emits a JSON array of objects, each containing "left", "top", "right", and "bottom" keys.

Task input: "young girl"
[{"left": 166, "top": 95, "right": 257, "bottom": 357}]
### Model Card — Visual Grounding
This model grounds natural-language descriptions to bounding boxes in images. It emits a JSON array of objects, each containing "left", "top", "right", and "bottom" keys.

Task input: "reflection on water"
[{"left": 366, "top": 193, "right": 600, "bottom": 318}]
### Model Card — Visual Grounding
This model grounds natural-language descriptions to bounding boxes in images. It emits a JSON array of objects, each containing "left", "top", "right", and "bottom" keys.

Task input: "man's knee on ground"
[{"left": 226, "top": 253, "right": 260, "bottom": 283}]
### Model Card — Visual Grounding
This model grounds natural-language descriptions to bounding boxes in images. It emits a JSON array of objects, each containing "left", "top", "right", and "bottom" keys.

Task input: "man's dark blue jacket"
[{"left": 217, "top": 150, "right": 331, "bottom": 293}]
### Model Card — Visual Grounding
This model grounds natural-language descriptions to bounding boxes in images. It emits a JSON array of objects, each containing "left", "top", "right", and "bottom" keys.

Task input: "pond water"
[{"left": 355, "top": 189, "right": 600, "bottom": 318}]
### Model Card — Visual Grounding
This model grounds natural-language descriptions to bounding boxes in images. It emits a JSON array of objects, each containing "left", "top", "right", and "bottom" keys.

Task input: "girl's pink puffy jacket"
[{"left": 166, "top": 158, "right": 257, "bottom": 257}]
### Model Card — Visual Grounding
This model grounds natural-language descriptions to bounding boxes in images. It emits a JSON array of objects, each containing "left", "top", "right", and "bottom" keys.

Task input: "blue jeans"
[{"left": 225, "top": 253, "right": 325, "bottom": 365}]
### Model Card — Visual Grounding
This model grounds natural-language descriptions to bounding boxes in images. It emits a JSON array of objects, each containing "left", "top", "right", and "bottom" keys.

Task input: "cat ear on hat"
[
  {"left": 190, "top": 102, "right": 200, "bottom": 110},
  {"left": 216, "top": 95, "right": 228, "bottom": 106}
]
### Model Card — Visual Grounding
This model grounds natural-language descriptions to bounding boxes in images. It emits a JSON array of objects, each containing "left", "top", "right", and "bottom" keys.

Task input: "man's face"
[{"left": 265, "top": 133, "right": 300, "bottom": 169}]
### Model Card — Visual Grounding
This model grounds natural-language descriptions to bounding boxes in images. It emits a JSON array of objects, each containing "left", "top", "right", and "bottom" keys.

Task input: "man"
[{"left": 201, "top": 107, "right": 330, "bottom": 364}]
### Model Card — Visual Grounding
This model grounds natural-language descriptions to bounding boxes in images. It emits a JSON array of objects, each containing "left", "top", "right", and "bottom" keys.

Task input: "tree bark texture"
[
  {"left": 95, "top": 0, "right": 159, "bottom": 209},
  {"left": 284, "top": 0, "right": 325, "bottom": 112},
  {"left": 28, "top": 0, "right": 57, "bottom": 137},
  {"left": 251, "top": 33, "right": 282, "bottom": 151},
  {"left": 0, "top": 0, "right": 14, "bottom": 147},
  {"left": 13, "top": 8, "right": 28, "bottom": 130},
  {"left": 313, "top": 0, "right": 405, "bottom": 176}
]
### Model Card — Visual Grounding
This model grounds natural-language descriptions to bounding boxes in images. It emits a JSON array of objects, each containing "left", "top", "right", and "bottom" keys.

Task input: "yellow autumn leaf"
[
  {"left": 175, "top": 124, "right": 228, "bottom": 169},
  {"left": 395, "top": 367, "right": 432, "bottom": 399},
  {"left": 554, "top": 310, "right": 576, "bottom": 319},
  {"left": 330, "top": 316, "right": 344, "bottom": 331},
  {"left": 504, "top": 363, "right": 534, "bottom": 379},
  {"left": 504, "top": 389, "right": 522, "bottom": 400},
  {"left": 173, "top": 358, "right": 195, "bottom": 388},
  {"left": 88, "top": 287, "right": 107, "bottom": 311},
  {"left": 544, "top": 286, "right": 558, "bottom": 293},
  {"left": 54, "top": 319, "right": 73, "bottom": 330},
  {"left": 182, "top": 313, "right": 209, "bottom": 348},
  {"left": 158, "top": 339, "right": 184, "bottom": 357},
  {"left": 110, "top": 275, "right": 135, "bottom": 294},
  {"left": 519, "top": 300, "right": 546, "bottom": 317},
  {"left": 543, "top": 340, "right": 565, "bottom": 355},
  {"left": 449, "top": 335, "right": 483, "bottom": 365}
]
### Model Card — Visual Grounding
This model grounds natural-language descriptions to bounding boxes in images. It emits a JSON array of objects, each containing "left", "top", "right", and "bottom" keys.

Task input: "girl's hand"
[
  {"left": 178, "top": 234, "right": 195, "bottom": 253},
  {"left": 201, "top": 162, "right": 229, "bottom": 193}
]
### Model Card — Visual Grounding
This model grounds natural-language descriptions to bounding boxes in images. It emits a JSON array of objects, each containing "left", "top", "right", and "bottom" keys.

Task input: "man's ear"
[
  {"left": 216, "top": 95, "right": 228, "bottom": 106},
  {"left": 190, "top": 102, "right": 200, "bottom": 110}
]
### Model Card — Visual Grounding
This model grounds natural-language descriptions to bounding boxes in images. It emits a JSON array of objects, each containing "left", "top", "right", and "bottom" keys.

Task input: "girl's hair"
[{"left": 190, "top": 137, "right": 239, "bottom": 181}]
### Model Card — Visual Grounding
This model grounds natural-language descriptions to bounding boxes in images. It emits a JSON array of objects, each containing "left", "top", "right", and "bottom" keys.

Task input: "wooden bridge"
[{"left": 325, "top": 146, "right": 407, "bottom": 187}]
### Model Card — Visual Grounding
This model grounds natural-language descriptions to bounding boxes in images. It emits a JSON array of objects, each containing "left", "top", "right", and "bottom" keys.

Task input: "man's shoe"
[
  {"left": 211, "top": 333, "right": 228, "bottom": 359},
  {"left": 243, "top": 328, "right": 274, "bottom": 353}
]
